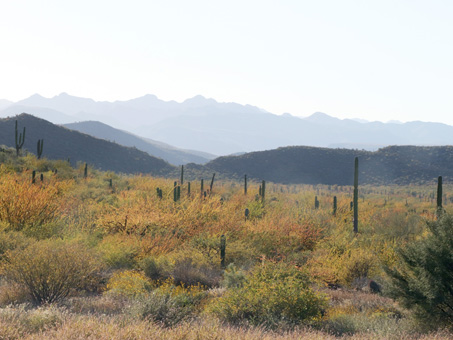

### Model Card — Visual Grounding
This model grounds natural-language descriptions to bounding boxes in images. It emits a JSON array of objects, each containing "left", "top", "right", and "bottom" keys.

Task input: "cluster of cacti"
[
  {"left": 15, "top": 120, "right": 25, "bottom": 157},
  {"left": 353, "top": 157, "right": 359, "bottom": 233},
  {"left": 37, "top": 139, "right": 44, "bottom": 159}
]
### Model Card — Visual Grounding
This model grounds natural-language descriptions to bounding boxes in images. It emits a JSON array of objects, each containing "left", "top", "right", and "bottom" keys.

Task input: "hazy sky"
[{"left": 1, "top": 1, "right": 452, "bottom": 124}]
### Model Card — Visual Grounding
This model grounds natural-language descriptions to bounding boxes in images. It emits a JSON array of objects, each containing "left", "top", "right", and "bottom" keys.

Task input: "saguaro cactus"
[
  {"left": 314, "top": 196, "right": 319, "bottom": 209},
  {"left": 333, "top": 196, "right": 337, "bottom": 216},
  {"left": 220, "top": 235, "right": 226, "bottom": 269},
  {"left": 15, "top": 120, "right": 25, "bottom": 157},
  {"left": 37, "top": 139, "right": 44, "bottom": 159},
  {"left": 437, "top": 175, "right": 443, "bottom": 216},
  {"left": 32, "top": 170, "right": 36, "bottom": 184},
  {"left": 84, "top": 163, "right": 88, "bottom": 178},
  {"left": 188, "top": 182, "right": 191, "bottom": 196},
  {"left": 210, "top": 173, "right": 216, "bottom": 193},
  {"left": 201, "top": 179, "right": 204, "bottom": 195},
  {"left": 261, "top": 180, "right": 266, "bottom": 203},
  {"left": 353, "top": 157, "right": 359, "bottom": 233}
]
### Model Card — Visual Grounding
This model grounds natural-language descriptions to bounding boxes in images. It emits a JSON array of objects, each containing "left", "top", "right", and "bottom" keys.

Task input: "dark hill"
[
  {"left": 203, "top": 145, "right": 453, "bottom": 185},
  {"left": 63, "top": 121, "right": 214, "bottom": 165},
  {"left": 0, "top": 114, "right": 175, "bottom": 175}
]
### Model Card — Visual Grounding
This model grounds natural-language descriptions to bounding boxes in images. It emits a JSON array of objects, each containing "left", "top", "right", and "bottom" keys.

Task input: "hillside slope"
[
  {"left": 63, "top": 121, "right": 215, "bottom": 165},
  {"left": 203, "top": 145, "right": 453, "bottom": 185},
  {"left": 0, "top": 114, "right": 175, "bottom": 175}
]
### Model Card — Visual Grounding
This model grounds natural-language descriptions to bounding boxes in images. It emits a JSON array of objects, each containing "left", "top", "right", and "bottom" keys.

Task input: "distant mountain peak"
[
  {"left": 183, "top": 95, "right": 217, "bottom": 106},
  {"left": 304, "top": 112, "right": 339, "bottom": 123}
]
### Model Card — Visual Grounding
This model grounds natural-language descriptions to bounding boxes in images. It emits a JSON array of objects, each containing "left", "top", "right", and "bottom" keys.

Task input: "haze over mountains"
[{"left": 2, "top": 93, "right": 453, "bottom": 157}]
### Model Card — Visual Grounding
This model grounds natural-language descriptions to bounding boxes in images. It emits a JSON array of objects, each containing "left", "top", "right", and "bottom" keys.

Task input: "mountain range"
[
  {"left": 0, "top": 114, "right": 451, "bottom": 186},
  {"left": 2, "top": 93, "right": 453, "bottom": 157}
]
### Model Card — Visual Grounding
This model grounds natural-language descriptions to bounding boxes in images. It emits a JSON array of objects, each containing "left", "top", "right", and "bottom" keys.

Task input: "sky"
[{"left": 1, "top": 0, "right": 452, "bottom": 124}]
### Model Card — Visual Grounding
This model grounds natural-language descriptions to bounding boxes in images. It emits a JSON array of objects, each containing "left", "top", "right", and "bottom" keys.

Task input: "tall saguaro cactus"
[
  {"left": 37, "top": 139, "right": 44, "bottom": 159},
  {"left": 353, "top": 157, "right": 359, "bottom": 234},
  {"left": 15, "top": 120, "right": 26, "bottom": 157},
  {"left": 210, "top": 173, "right": 216, "bottom": 193},
  {"left": 261, "top": 180, "right": 266, "bottom": 203},
  {"left": 437, "top": 175, "right": 443, "bottom": 216},
  {"left": 333, "top": 196, "right": 337, "bottom": 216},
  {"left": 220, "top": 235, "right": 226, "bottom": 269}
]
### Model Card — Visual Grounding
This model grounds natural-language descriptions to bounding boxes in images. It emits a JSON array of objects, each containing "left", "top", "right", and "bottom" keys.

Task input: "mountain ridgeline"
[
  {"left": 0, "top": 114, "right": 451, "bottom": 185},
  {"left": 4, "top": 93, "right": 453, "bottom": 156},
  {"left": 199, "top": 145, "right": 453, "bottom": 186},
  {"left": 0, "top": 114, "right": 174, "bottom": 175}
]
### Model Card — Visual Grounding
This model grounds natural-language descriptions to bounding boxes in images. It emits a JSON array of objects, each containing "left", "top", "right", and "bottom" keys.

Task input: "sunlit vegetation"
[{"left": 0, "top": 146, "right": 452, "bottom": 339}]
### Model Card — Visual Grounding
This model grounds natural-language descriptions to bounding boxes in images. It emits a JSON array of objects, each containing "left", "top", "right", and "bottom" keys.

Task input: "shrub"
[
  {"left": 0, "top": 173, "right": 68, "bottom": 231},
  {"left": 3, "top": 239, "right": 103, "bottom": 305},
  {"left": 385, "top": 214, "right": 453, "bottom": 326},
  {"left": 130, "top": 281, "right": 207, "bottom": 327},
  {"left": 207, "top": 261, "right": 328, "bottom": 327},
  {"left": 106, "top": 270, "right": 152, "bottom": 298},
  {"left": 97, "top": 235, "right": 139, "bottom": 270}
]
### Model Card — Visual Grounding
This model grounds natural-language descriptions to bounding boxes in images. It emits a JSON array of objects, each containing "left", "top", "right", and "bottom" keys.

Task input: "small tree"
[{"left": 385, "top": 214, "right": 453, "bottom": 325}]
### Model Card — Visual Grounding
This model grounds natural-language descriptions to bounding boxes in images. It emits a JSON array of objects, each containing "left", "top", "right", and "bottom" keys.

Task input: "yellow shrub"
[{"left": 106, "top": 270, "right": 152, "bottom": 298}]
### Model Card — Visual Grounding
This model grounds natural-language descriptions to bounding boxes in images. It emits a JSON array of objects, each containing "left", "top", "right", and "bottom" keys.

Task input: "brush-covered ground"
[{"left": 0, "top": 148, "right": 452, "bottom": 339}]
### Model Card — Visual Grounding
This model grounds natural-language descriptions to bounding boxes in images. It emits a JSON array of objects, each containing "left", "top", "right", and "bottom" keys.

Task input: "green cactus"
[
  {"left": 37, "top": 139, "right": 44, "bottom": 159},
  {"left": 210, "top": 173, "right": 216, "bottom": 193},
  {"left": 173, "top": 181, "right": 178, "bottom": 202},
  {"left": 109, "top": 178, "right": 113, "bottom": 188},
  {"left": 84, "top": 163, "right": 88, "bottom": 178},
  {"left": 333, "top": 196, "right": 337, "bottom": 216},
  {"left": 314, "top": 196, "right": 319, "bottom": 209},
  {"left": 437, "top": 175, "right": 443, "bottom": 216},
  {"left": 245, "top": 208, "right": 250, "bottom": 220},
  {"left": 188, "top": 182, "right": 191, "bottom": 196},
  {"left": 220, "top": 234, "right": 226, "bottom": 269},
  {"left": 261, "top": 180, "right": 266, "bottom": 203},
  {"left": 15, "top": 120, "right": 26, "bottom": 157},
  {"left": 32, "top": 170, "right": 36, "bottom": 184},
  {"left": 40, "top": 173, "right": 44, "bottom": 182},
  {"left": 353, "top": 157, "right": 359, "bottom": 233},
  {"left": 201, "top": 179, "right": 204, "bottom": 195}
]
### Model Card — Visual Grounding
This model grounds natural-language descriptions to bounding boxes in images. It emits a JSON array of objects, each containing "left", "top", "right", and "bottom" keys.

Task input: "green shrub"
[
  {"left": 130, "top": 282, "right": 207, "bottom": 327},
  {"left": 3, "top": 239, "right": 103, "bottom": 305},
  {"left": 207, "top": 261, "right": 328, "bottom": 327},
  {"left": 221, "top": 263, "right": 246, "bottom": 288},
  {"left": 385, "top": 214, "right": 453, "bottom": 326},
  {"left": 97, "top": 235, "right": 139, "bottom": 270},
  {"left": 106, "top": 270, "right": 153, "bottom": 298}
]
